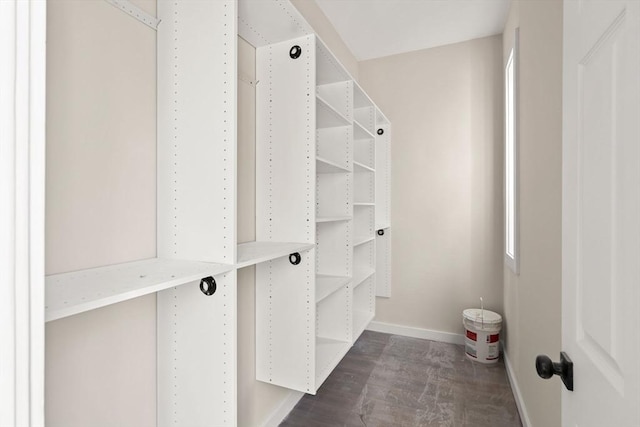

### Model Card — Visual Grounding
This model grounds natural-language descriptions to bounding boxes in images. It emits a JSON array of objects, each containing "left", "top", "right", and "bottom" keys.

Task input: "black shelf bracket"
[
  {"left": 199, "top": 276, "right": 217, "bottom": 296},
  {"left": 289, "top": 252, "right": 302, "bottom": 265}
]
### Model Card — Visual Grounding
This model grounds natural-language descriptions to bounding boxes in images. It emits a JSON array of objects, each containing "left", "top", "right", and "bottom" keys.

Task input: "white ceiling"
[{"left": 314, "top": 0, "right": 510, "bottom": 61}]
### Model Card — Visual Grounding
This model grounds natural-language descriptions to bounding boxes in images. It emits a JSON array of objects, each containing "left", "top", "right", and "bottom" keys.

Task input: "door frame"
[{"left": 0, "top": 0, "right": 47, "bottom": 425}]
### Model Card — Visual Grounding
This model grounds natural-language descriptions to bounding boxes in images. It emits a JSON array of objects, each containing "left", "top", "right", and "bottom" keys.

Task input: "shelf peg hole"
[
  {"left": 199, "top": 276, "right": 217, "bottom": 296},
  {"left": 289, "top": 45, "right": 302, "bottom": 59},
  {"left": 377, "top": 128, "right": 384, "bottom": 135},
  {"left": 289, "top": 252, "right": 302, "bottom": 265},
  {"left": 377, "top": 229, "right": 385, "bottom": 236}
]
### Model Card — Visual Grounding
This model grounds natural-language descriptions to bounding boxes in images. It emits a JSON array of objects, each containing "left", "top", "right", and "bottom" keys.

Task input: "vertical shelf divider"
[{"left": 157, "top": 1, "right": 238, "bottom": 426}]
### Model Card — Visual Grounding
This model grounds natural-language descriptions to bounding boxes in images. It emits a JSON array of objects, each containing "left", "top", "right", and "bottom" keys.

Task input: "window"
[{"left": 505, "top": 29, "right": 519, "bottom": 274}]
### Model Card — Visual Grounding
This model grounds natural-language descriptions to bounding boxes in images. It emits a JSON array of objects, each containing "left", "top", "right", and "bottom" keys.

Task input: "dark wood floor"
[{"left": 281, "top": 331, "right": 522, "bottom": 427}]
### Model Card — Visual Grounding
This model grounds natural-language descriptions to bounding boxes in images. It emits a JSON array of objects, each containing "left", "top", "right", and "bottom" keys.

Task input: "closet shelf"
[
  {"left": 45, "top": 258, "right": 234, "bottom": 322},
  {"left": 316, "top": 156, "right": 350, "bottom": 174},
  {"left": 353, "top": 310, "right": 375, "bottom": 339},
  {"left": 315, "top": 336, "right": 350, "bottom": 387},
  {"left": 354, "top": 161, "right": 375, "bottom": 173},
  {"left": 316, "top": 215, "right": 352, "bottom": 223},
  {"left": 353, "top": 120, "right": 375, "bottom": 140},
  {"left": 353, "top": 268, "right": 375, "bottom": 287},
  {"left": 354, "top": 235, "right": 375, "bottom": 247},
  {"left": 317, "top": 95, "right": 350, "bottom": 129},
  {"left": 316, "top": 274, "right": 351, "bottom": 303},
  {"left": 236, "top": 241, "right": 315, "bottom": 269},
  {"left": 354, "top": 202, "right": 375, "bottom": 207}
]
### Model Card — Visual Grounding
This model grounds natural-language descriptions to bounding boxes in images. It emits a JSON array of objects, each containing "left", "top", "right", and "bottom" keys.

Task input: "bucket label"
[
  {"left": 466, "top": 330, "right": 477, "bottom": 341},
  {"left": 487, "top": 334, "right": 499, "bottom": 344}
]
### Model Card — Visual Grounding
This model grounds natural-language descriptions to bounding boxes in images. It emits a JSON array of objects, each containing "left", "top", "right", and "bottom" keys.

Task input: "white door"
[{"left": 563, "top": 0, "right": 640, "bottom": 426}]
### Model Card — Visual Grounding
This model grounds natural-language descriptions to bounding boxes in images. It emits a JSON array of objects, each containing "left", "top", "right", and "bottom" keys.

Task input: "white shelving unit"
[
  {"left": 240, "top": 0, "right": 391, "bottom": 395},
  {"left": 44, "top": 0, "right": 391, "bottom": 423}
]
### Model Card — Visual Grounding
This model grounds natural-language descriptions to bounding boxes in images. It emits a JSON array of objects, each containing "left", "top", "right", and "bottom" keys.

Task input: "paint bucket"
[{"left": 462, "top": 308, "right": 502, "bottom": 364}]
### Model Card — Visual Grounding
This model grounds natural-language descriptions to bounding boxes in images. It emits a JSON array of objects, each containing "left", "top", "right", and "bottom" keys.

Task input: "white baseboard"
[
  {"left": 366, "top": 320, "right": 465, "bottom": 345},
  {"left": 503, "top": 349, "right": 531, "bottom": 427},
  {"left": 260, "top": 390, "right": 304, "bottom": 427}
]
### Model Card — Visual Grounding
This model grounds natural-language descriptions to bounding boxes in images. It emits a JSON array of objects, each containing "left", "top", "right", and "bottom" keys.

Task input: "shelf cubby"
[
  {"left": 316, "top": 274, "right": 351, "bottom": 303},
  {"left": 315, "top": 336, "right": 350, "bottom": 387},
  {"left": 316, "top": 37, "right": 351, "bottom": 85},
  {"left": 317, "top": 127, "right": 352, "bottom": 172},
  {"left": 316, "top": 220, "right": 352, "bottom": 278},
  {"left": 317, "top": 172, "right": 351, "bottom": 218},
  {"left": 317, "top": 81, "right": 352, "bottom": 122},
  {"left": 354, "top": 137, "right": 375, "bottom": 169},
  {"left": 353, "top": 120, "right": 375, "bottom": 140},
  {"left": 354, "top": 206, "right": 375, "bottom": 239},
  {"left": 317, "top": 156, "right": 350, "bottom": 174},
  {"left": 317, "top": 95, "right": 350, "bottom": 129},
  {"left": 316, "top": 286, "right": 351, "bottom": 384},
  {"left": 354, "top": 170, "right": 375, "bottom": 205}
]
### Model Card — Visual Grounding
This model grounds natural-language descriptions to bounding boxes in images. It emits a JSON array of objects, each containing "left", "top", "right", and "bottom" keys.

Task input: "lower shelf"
[
  {"left": 353, "top": 310, "right": 375, "bottom": 342},
  {"left": 315, "top": 336, "right": 351, "bottom": 389},
  {"left": 45, "top": 258, "right": 234, "bottom": 322}
]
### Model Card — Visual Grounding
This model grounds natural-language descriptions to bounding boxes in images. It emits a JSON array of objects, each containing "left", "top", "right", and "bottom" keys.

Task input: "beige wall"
[
  {"left": 358, "top": 36, "right": 504, "bottom": 336},
  {"left": 45, "top": 0, "right": 157, "bottom": 425},
  {"left": 502, "top": 1, "right": 563, "bottom": 426}
]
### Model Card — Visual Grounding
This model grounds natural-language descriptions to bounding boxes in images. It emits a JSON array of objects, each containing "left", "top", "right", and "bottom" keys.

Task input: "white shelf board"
[
  {"left": 354, "top": 202, "right": 375, "bottom": 207},
  {"left": 354, "top": 235, "right": 375, "bottom": 247},
  {"left": 376, "top": 223, "right": 391, "bottom": 231},
  {"left": 316, "top": 274, "right": 350, "bottom": 303},
  {"left": 45, "top": 258, "right": 234, "bottom": 322},
  {"left": 315, "top": 336, "right": 350, "bottom": 388},
  {"left": 316, "top": 156, "right": 350, "bottom": 174},
  {"left": 316, "top": 215, "right": 352, "bottom": 223},
  {"left": 354, "top": 121, "right": 374, "bottom": 140},
  {"left": 353, "top": 268, "right": 375, "bottom": 287},
  {"left": 317, "top": 95, "right": 350, "bottom": 129},
  {"left": 353, "top": 310, "right": 375, "bottom": 340},
  {"left": 353, "top": 161, "right": 375, "bottom": 173},
  {"left": 353, "top": 120, "right": 375, "bottom": 139},
  {"left": 236, "top": 241, "right": 315, "bottom": 269}
]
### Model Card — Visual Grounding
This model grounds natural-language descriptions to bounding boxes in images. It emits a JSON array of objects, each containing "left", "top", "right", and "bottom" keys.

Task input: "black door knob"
[{"left": 535, "top": 352, "right": 573, "bottom": 391}]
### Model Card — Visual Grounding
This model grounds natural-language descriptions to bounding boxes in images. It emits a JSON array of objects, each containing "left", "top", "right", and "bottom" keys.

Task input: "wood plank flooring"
[{"left": 281, "top": 331, "right": 522, "bottom": 427}]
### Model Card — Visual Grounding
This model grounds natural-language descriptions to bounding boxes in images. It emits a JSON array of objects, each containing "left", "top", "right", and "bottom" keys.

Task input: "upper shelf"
[
  {"left": 236, "top": 241, "right": 314, "bottom": 269},
  {"left": 354, "top": 120, "right": 375, "bottom": 140},
  {"left": 45, "top": 258, "right": 234, "bottom": 322},
  {"left": 317, "top": 156, "right": 350, "bottom": 174},
  {"left": 317, "top": 96, "right": 350, "bottom": 129}
]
